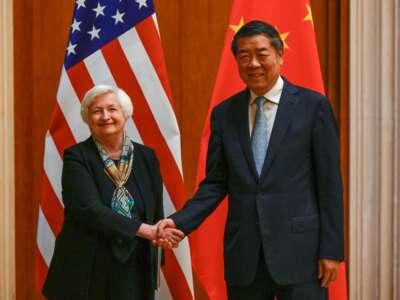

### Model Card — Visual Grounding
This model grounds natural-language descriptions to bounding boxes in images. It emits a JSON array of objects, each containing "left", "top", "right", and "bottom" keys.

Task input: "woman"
[{"left": 43, "top": 85, "right": 182, "bottom": 300}]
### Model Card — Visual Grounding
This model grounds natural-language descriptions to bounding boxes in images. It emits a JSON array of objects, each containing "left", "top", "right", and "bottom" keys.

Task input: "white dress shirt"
[{"left": 248, "top": 76, "right": 284, "bottom": 141}]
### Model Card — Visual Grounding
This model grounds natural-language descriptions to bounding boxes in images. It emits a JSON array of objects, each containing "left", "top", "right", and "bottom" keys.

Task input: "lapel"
[
  {"left": 129, "top": 145, "right": 151, "bottom": 222},
  {"left": 85, "top": 137, "right": 115, "bottom": 205},
  {"left": 231, "top": 89, "right": 259, "bottom": 180},
  {"left": 259, "top": 80, "right": 299, "bottom": 179}
]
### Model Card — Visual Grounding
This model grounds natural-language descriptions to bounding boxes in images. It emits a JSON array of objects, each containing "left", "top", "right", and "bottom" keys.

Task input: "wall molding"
[
  {"left": 0, "top": 0, "right": 16, "bottom": 299},
  {"left": 349, "top": 0, "right": 400, "bottom": 299}
]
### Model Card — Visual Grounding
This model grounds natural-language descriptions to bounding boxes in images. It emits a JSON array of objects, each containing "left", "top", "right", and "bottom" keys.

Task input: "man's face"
[{"left": 235, "top": 34, "right": 283, "bottom": 95}]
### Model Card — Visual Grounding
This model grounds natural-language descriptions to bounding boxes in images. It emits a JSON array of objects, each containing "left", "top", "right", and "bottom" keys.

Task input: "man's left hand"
[{"left": 318, "top": 259, "right": 340, "bottom": 287}]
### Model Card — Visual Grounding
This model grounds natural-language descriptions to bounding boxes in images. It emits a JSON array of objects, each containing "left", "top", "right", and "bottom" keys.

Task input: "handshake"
[{"left": 149, "top": 218, "right": 185, "bottom": 249}]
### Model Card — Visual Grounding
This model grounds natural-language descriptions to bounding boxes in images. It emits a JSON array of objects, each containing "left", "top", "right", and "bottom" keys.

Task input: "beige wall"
[
  {"left": 0, "top": 0, "right": 15, "bottom": 299},
  {"left": 350, "top": 0, "right": 400, "bottom": 298}
]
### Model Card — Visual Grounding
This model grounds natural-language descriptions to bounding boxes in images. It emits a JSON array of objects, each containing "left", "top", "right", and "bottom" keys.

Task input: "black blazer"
[
  {"left": 171, "top": 80, "right": 344, "bottom": 286},
  {"left": 43, "top": 137, "right": 163, "bottom": 299}
]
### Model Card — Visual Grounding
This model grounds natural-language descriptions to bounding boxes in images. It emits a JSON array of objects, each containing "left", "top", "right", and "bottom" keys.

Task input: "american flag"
[{"left": 35, "top": 0, "right": 194, "bottom": 299}]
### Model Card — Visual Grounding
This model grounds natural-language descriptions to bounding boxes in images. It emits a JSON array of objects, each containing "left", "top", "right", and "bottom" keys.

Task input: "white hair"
[{"left": 80, "top": 85, "right": 133, "bottom": 124}]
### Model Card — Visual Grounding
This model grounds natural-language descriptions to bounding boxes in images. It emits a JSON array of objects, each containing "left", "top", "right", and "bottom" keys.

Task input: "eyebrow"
[
  {"left": 90, "top": 104, "right": 119, "bottom": 110},
  {"left": 238, "top": 46, "right": 270, "bottom": 54}
]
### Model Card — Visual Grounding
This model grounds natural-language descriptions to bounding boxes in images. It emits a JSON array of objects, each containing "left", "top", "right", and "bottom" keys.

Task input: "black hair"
[{"left": 231, "top": 20, "right": 283, "bottom": 55}]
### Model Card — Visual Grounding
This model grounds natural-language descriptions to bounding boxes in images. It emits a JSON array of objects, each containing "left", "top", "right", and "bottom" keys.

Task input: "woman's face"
[{"left": 87, "top": 92, "right": 126, "bottom": 140}]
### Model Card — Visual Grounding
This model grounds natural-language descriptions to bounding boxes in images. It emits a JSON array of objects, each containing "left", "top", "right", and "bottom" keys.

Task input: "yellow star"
[
  {"left": 230, "top": 17, "right": 245, "bottom": 33},
  {"left": 303, "top": 3, "right": 314, "bottom": 26},
  {"left": 280, "top": 31, "right": 290, "bottom": 50}
]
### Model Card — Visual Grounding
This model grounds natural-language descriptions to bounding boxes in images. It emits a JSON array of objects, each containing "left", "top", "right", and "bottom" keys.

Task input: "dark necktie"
[{"left": 251, "top": 96, "right": 268, "bottom": 176}]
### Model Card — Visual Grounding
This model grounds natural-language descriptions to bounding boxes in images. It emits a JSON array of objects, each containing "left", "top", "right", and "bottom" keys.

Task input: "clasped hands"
[{"left": 152, "top": 218, "right": 184, "bottom": 249}]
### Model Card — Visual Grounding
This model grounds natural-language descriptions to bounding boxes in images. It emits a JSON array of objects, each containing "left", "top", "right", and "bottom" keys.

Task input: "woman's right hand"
[{"left": 137, "top": 223, "right": 158, "bottom": 240}]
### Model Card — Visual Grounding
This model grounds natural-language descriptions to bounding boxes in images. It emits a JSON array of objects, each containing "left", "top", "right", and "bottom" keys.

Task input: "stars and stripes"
[
  {"left": 65, "top": 0, "right": 154, "bottom": 68},
  {"left": 36, "top": 1, "right": 194, "bottom": 299}
]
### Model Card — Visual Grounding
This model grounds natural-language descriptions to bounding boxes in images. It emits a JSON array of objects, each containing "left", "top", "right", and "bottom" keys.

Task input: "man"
[{"left": 159, "top": 20, "right": 344, "bottom": 299}]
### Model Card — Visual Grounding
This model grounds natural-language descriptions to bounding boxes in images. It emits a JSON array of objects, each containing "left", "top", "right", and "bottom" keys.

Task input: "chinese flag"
[{"left": 189, "top": 0, "right": 348, "bottom": 299}]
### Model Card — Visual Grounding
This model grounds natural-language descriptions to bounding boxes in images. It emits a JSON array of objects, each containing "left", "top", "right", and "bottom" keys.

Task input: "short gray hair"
[{"left": 80, "top": 85, "right": 133, "bottom": 123}]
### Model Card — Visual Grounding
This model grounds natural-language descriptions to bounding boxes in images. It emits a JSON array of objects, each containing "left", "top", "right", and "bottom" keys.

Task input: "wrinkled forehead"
[
  {"left": 90, "top": 92, "right": 120, "bottom": 107},
  {"left": 237, "top": 35, "right": 274, "bottom": 50},
  {"left": 237, "top": 34, "right": 282, "bottom": 55}
]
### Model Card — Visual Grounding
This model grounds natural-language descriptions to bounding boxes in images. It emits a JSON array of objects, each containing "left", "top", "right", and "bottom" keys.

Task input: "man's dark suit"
[
  {"left": 171, "top": 79, "right": 344, "bottom": 287},
  {"left": 43, "top": 137, "right": 163, "bottom": 300}
]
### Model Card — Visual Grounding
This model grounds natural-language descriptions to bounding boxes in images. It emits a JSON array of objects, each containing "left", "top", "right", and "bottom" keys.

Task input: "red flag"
[
  {"left": 35, "top": 1, "right": 194, "bottom": 299},
  {"left": 190, "top": 0, "right": 348, "bottom": 299}
]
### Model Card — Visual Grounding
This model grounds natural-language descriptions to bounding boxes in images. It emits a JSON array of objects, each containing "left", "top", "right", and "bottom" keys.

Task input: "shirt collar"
[{"left": 249, "top": 76, "right": 283, "bottom": 105}]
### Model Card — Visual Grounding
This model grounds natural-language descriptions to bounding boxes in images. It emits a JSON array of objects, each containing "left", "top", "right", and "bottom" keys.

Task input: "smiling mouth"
[{"left": 248, "top": 73, "right": 264, "bottom": 78}]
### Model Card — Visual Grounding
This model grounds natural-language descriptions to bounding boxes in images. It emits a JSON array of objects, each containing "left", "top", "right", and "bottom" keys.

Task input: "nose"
[
  {"left": 101, "top": 110, "right": 110, "bottom": 120},
  {"left": 248, "top": 56, "right": 261, "bottom": 68}
]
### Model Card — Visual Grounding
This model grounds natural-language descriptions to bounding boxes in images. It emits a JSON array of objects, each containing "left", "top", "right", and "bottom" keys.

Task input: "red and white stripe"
[{"left": 36, "top": 14, "right": 194, "bottom": 300}]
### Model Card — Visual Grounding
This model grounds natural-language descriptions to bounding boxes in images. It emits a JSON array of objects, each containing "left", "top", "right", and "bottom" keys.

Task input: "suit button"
[{"left": 297, "top": 222, "right": 305, "bottom": 231}]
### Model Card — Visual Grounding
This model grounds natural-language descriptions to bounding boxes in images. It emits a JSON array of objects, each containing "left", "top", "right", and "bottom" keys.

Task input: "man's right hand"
[
  {"left": 153, "top": 218, "right": 184, "bottom": 249},
  {"left": 158, "top": 218, "right": 176, "bottom": 234}
]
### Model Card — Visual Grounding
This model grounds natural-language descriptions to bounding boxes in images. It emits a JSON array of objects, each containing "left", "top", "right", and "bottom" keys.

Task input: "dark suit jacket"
[
  {"left": 171, "top": 79, "right": 344, "bottom": 286},
  {"left": 42, "top": 137, "right": 163, "bottom": 299}
]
